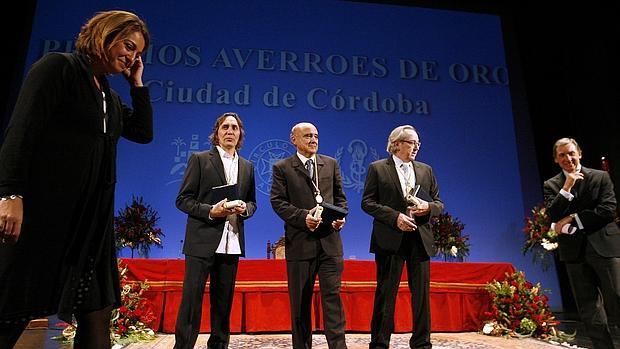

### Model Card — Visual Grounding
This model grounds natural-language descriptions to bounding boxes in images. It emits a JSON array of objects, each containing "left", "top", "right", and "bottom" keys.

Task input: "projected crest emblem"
[
  {"left": 335, "top": 139, "right": 379, "bottom": 193},
  {"left": 168, "top": 134, "right": 212, "bottom": 185},
  {"left": 249, "top": 139, "right": 296, "bottom": 195}
]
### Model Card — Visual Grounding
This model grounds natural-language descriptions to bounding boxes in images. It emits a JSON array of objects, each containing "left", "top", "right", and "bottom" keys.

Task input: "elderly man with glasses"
[{"left": 362, "top": 125, "right": 444, "bottom": 349}]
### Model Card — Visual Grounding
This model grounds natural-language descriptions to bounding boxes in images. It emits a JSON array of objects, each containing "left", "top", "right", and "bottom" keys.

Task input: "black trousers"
[
  {"left": 174, "top": 253, "right": 239, "bottom": 349},
  {"left": 286, "top": 248, "right": 347, "bottom": 349},
  {"left": 370, "top": 234, "right": 431, "bottom": 349},
  {"left": 565, "top": 241, "right": 620, "bottom": 349}
]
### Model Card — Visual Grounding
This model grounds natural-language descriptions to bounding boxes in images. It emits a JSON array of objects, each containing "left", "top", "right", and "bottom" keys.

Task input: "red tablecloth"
[{"left": 121, "top": 258, "right": 514, "bottom": 333}]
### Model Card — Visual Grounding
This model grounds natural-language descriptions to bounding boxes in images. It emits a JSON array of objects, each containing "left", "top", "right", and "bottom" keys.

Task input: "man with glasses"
[
  {"left": 270, "top": 122, "right": 348, "bottom": 349},
  {"left": 362, "top": 125, "right": 443, "bottom": 349},
  {"left": 174, "top": 112, "right": 257, "bottom": 349}
]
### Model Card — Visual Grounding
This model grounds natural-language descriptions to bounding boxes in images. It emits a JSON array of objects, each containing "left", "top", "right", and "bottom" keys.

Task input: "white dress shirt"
[
  {"left": 393, "top": 155, "right": 415, "bottom": 197},
  {"left": 215, "top": 146, "right": 241, "bottom": 254}
]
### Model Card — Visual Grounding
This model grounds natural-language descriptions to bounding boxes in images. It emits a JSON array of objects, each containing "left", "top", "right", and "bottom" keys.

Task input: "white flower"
[
  {"left": 482, "top": 322, "right": 495, "bottom": 335},
  {"left": 450, "top": 246, "right": 458, "bottom": 257},
  {"left": 541, "top": 238, "right": 558, "bottom": 251}
]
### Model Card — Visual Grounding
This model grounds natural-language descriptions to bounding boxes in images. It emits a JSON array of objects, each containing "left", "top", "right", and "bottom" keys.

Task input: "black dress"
[{"left": 0, "top": 52, "right": 153, "bottom": 325}]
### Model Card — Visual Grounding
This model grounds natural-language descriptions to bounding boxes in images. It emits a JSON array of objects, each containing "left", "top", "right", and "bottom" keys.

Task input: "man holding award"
[
  {"left": 362, "top": 125, "right": 444, "bottom": 349},
  {"left": 174, "top": 112, "right": 257, "bottom": 349},
  {"left": 270, "top": 122, "right": 348, "bottom": 349}
]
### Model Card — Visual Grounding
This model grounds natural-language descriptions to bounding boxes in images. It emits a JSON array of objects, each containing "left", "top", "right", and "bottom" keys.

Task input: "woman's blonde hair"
[{"left": 75, "top": 10, "right": 150, "bottom": 62}]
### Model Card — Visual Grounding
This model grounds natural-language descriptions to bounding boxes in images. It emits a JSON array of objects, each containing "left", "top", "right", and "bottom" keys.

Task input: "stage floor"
[
  {"left": 16, "top": 315, "right": 610, "bottom": 349},
  {"left": 15, "top": 329, "right": 595, "bottom": 349},
  {"left": 121, "top": 333, "right": 584, "bottom": 349},
  {"left": 15, "top": 314, "right": 620, "bottom": 349}
]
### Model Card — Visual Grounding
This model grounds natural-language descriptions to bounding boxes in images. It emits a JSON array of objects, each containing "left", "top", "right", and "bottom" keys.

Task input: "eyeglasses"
[{"left": 401, "top": 139, "right": 421, "bottom": 147}]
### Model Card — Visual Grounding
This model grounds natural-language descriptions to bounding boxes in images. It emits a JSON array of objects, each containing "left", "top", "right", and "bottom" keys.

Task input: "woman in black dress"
[{"left": 0, "top": 10, "right": 152, "bottom": 348}]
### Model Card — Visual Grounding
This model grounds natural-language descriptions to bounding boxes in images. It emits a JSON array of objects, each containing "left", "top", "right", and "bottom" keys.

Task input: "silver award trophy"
[{"left": 406, "top": 184, "right": 421, "bottom": 207}]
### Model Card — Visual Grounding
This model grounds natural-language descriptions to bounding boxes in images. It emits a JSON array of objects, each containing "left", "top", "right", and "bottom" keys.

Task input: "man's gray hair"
[
  {"left": 387, "top": 125, "right": 417, "bottom": 154},
  {"left": 552, "top": 137, "right": 581, "bottom": 158}
]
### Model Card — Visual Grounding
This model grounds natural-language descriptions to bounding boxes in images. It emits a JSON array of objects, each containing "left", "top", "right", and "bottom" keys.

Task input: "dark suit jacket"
[
  {"left": 543, "top": 166, "right": 620, "bottom": 261},
  {"left": 176, "top": 148, "right": 256, "bottom": 258},
  {"left": 270, "top": 154, "right": 348, "bottom": 261},
  {"left": 362, "top": 157, "right": 443, "bottom": 256}
]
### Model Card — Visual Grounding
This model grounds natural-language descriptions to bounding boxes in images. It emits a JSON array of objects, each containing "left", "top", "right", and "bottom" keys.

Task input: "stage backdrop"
[{"left": 23, "top": 0, "right": 561, "bottom": 307}]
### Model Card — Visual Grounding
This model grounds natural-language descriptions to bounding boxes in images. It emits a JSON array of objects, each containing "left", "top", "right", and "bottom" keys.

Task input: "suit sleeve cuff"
[{"left": 559, "top": 189, "right": 574, "bottom": 201}]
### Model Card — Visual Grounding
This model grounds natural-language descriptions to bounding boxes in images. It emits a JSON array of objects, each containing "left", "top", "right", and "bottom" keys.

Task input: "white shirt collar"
[
  {"left": 216, "top": 145, "right": 237, "bottom": 160},
  {"left": 297, "top": 152, "right": 316, "bottom": 164},
  {"left": 392, "top": 154, "right": 411, "bottom": 169}
]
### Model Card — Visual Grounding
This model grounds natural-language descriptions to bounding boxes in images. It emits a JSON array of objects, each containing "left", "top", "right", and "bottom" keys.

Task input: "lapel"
[
  {"left": 573, "top": 166, "right": 590, "bottom": 199},
  {"left": 208, "top": 148, "right": 228, "bottom": 185},
  {"left": 385, "top": 157, "right": 404, "bottom": 197},
  {"left": 412, "top": 161, "right": 423, "bottom": 188},
  {"left": 292, "top": 154, "right": 313, "bottom": 182},
  {"left": 551, "top": 172, "right": 565, "bottom": 190},
  {"left": 75, "top": 53, "right": 102, "bottom": 108},
  {"left": 315, "top": 155, "right": 326, "bottom": 189},
  {"left": 75, "top": 53, "right": 110, "bottom": 131},
  {"left": 237, "top": 157, "right": 246, "bottom": 191},
  {"left": 316, "top": 154, "right": 325, "bottom": 172}
]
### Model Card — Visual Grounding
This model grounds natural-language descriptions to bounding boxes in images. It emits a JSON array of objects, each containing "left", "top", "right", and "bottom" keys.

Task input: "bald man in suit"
[
  {"left": 544, "top": 137, "right": 620, "bottom": 349},
  {"left": 362, "top": 125, "right": 443, "bottom": 349},
  {"left": 270, "top": 122, "right": 348, "bottom": 349},
  {"left": 174, "top": 112, "right": 257, "bottom": 349}
]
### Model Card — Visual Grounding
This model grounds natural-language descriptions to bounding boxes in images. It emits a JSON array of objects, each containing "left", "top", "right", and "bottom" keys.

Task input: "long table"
[{"left": 120, "top": 258, "right": 514, "bottom": 333}]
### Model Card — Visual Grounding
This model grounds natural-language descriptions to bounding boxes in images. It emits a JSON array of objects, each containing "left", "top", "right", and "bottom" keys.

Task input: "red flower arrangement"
[
  {"left": 110, "top": 260, "right": 157, "bottom": 343},
  {"left": 54, "top": 259, "right": 157, "bottom": 345},
  {"left": 522, "top": 203, "right": 558, "bottom": 270},
  {"left": 115, "top": 195, "right": 165, "bottom": 258},
  {"left": 430, "top": 212, "right": 470, "bottom": 261},
  {"left": 482, "top": 270, "right": 574, "bottom": 343}
]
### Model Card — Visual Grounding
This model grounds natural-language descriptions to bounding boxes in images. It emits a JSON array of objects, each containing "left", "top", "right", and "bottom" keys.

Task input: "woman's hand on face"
[{"left": 122, "top": 56, "right": 144, "bottom": 87}]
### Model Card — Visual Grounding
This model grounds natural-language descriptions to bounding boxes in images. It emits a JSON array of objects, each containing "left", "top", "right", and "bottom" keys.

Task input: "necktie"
[
  {"left": 401, "top": 163, "right": 411, "bottom": 180},
  {"left": 305, "top": 159, "right": 314, "bottom": 179}
]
